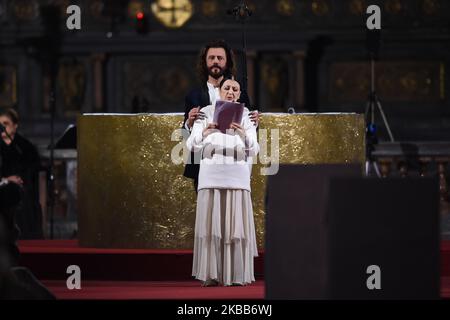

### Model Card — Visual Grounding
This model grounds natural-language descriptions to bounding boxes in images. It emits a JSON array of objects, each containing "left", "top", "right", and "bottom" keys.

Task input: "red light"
[{"left": 136, "top": 12, "right": 144, "bottom": 20}]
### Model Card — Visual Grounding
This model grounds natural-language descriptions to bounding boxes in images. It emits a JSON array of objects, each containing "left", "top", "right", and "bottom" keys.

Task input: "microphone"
[
  {"left": 227, "top": 2, "right": 252, "bottom": 19},
  {"left": 0, "top": 123, "right": 5, "bottom": 132}
]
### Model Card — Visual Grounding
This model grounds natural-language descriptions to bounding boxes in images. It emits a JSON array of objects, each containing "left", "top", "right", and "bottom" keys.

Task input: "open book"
[{"left": 213, "top": 100, "right": 245, "bottom": 134}]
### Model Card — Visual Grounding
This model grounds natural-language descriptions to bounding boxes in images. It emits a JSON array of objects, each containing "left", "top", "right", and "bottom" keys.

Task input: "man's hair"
[
  {"left": 197, "top": 39, "right": 237, "bottom": 82},
  {"left": 0, "top": 108, "right": 19, "bottom": 124}
]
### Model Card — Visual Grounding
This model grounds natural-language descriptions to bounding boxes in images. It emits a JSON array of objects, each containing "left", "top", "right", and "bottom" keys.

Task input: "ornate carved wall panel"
[
  {"left": 119, "top": 55, "right": 198, "bottom": 113},
  {"left": 1, "top": 0, "right": 449, "bottom": 32},
  {"left": 258, "top": 53, "right": 290, "bottom": 112},
  {"left": 329, "top": 61, "right": 445, "bottom": 103},
  {"left": 0, "top": 0, "right": 449, "bottom": 140},
  {"left": 0, "top": 65, "right": 17, "bottom": 108},
  {"left": 41, "top": 57, "right": 90, "bottom": 115}
]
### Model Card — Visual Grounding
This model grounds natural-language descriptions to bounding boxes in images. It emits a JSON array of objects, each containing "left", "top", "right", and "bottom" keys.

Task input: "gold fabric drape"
[{"left": 78, "top": 113, "right": 364, "bottom": 248}]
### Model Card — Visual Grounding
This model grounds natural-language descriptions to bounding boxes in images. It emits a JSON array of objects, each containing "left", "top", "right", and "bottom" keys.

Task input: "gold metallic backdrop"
[{"left": 78, "top": 113, "right": 365, "bottom": 249}]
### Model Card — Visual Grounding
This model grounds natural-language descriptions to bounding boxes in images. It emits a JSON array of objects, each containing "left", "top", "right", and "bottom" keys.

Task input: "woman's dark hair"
[
  {"left": 219, "top": 77, "right": 240, "bottom": 89},
  {"left": 0, "top": 108, "right": 19, "bottom": 124},
  {"left": 197, "top": 39, "right": 236, "bottom": 82}
]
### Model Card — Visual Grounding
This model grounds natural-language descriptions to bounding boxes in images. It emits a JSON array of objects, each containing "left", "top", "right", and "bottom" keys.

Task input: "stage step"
[
  {"left": 18, "top": 240, "right": 450, "bottom": 282},
  {"left": 18, "top": 240, "right": 264, "bottom": 281}
]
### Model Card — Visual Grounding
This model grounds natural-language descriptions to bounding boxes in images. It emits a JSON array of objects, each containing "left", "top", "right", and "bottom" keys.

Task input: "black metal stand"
[
  {"left": 364, "top": 55, "right": 394, "bottom": 177},
  {"left": 47, "top": 73, "right": 57, "bottom": 240},
  {"left": 228, "top": 1, "right": 252, "bottom": 94},
  {"left": 40, "top": 5, "right": 61, "bottom": 240}
]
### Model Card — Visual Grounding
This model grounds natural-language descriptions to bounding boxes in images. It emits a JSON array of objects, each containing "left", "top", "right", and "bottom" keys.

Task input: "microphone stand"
[
  {"left": 48, "top": 64, "right": 57, "bottom": 240},
  {"left": 42, "top": 9, "right": 61, "bottom": 240},
  {"left": 15, "top": 4, "right": 61, "bottom": 239},
  {"left": 364, "top": 30, "right": 394, "bottom": 177},
  {"left": 228, "top": 1, "right": 252, "bottom": 95}
]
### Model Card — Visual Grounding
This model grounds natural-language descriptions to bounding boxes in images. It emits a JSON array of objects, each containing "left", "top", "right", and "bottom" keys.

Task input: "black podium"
[{"left": 265, "top": 164, "right": 440, "bottom": 299}]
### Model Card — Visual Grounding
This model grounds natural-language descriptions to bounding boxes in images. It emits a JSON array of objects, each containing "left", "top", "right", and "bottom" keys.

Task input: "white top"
[
  {"left": 186, "top": 104, "right": 259, "bottom": 192},
  {"left": 206, "top": 82, "right": 221, "bottom": 108}
]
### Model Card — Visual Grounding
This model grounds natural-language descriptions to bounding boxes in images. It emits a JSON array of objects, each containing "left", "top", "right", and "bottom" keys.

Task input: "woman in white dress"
[{"left": 186, "top": 78, "right": 259, "bottom": 286}]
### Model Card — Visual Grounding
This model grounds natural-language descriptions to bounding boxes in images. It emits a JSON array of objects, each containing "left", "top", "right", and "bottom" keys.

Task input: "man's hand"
[
  {"left": 6, "top": 175, "right": 23, "bottom": 186},
  {"left": 203, "top": 123, "right": 219, "bottom": 138},
  {"left": 249, "top": 110, "right": 260, "bottom": 127},
  {"left": 188, "top": 107, "right": 206, "bottom": 128},
  {"left": 1, "top": 132, "right": 12, "bottom": 145}
]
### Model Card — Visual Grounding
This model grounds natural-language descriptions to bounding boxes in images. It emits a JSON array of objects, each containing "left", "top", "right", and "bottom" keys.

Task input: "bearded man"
[{"left": 183, "top": 40, "right": 259, "bottom": 191}]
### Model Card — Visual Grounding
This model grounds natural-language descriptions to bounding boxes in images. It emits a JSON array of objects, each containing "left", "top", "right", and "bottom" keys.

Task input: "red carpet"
[
  {"left": 17, "top": 240, "right": 450, "bottom": 299},
  {"left": 18, "top": 240, "right": 264, "bottom": 281},
  {"left": 442, "top": 240, "right": 450, "bottom": 277},
  {"left": 40, "top": 280, "right": 265, "bottom": 300},
  {"left": 40, "top": 279, "right": 450, "bottom": 300}
]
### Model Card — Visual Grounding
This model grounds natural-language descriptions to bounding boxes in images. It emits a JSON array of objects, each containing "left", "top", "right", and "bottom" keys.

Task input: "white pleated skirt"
[{"left": 192, "top": 188, "right": 258, "bottom": 286}]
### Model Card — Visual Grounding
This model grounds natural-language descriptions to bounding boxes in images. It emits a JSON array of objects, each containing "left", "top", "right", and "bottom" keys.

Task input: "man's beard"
[{"left": 208, "top": 65, "right": 225, "bottom": 79}]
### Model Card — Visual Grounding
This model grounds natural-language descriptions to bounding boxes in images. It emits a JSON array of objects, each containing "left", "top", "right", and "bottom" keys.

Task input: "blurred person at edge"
[{"left": 0, "top": 108, "right": 43, "bottom": 239}]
